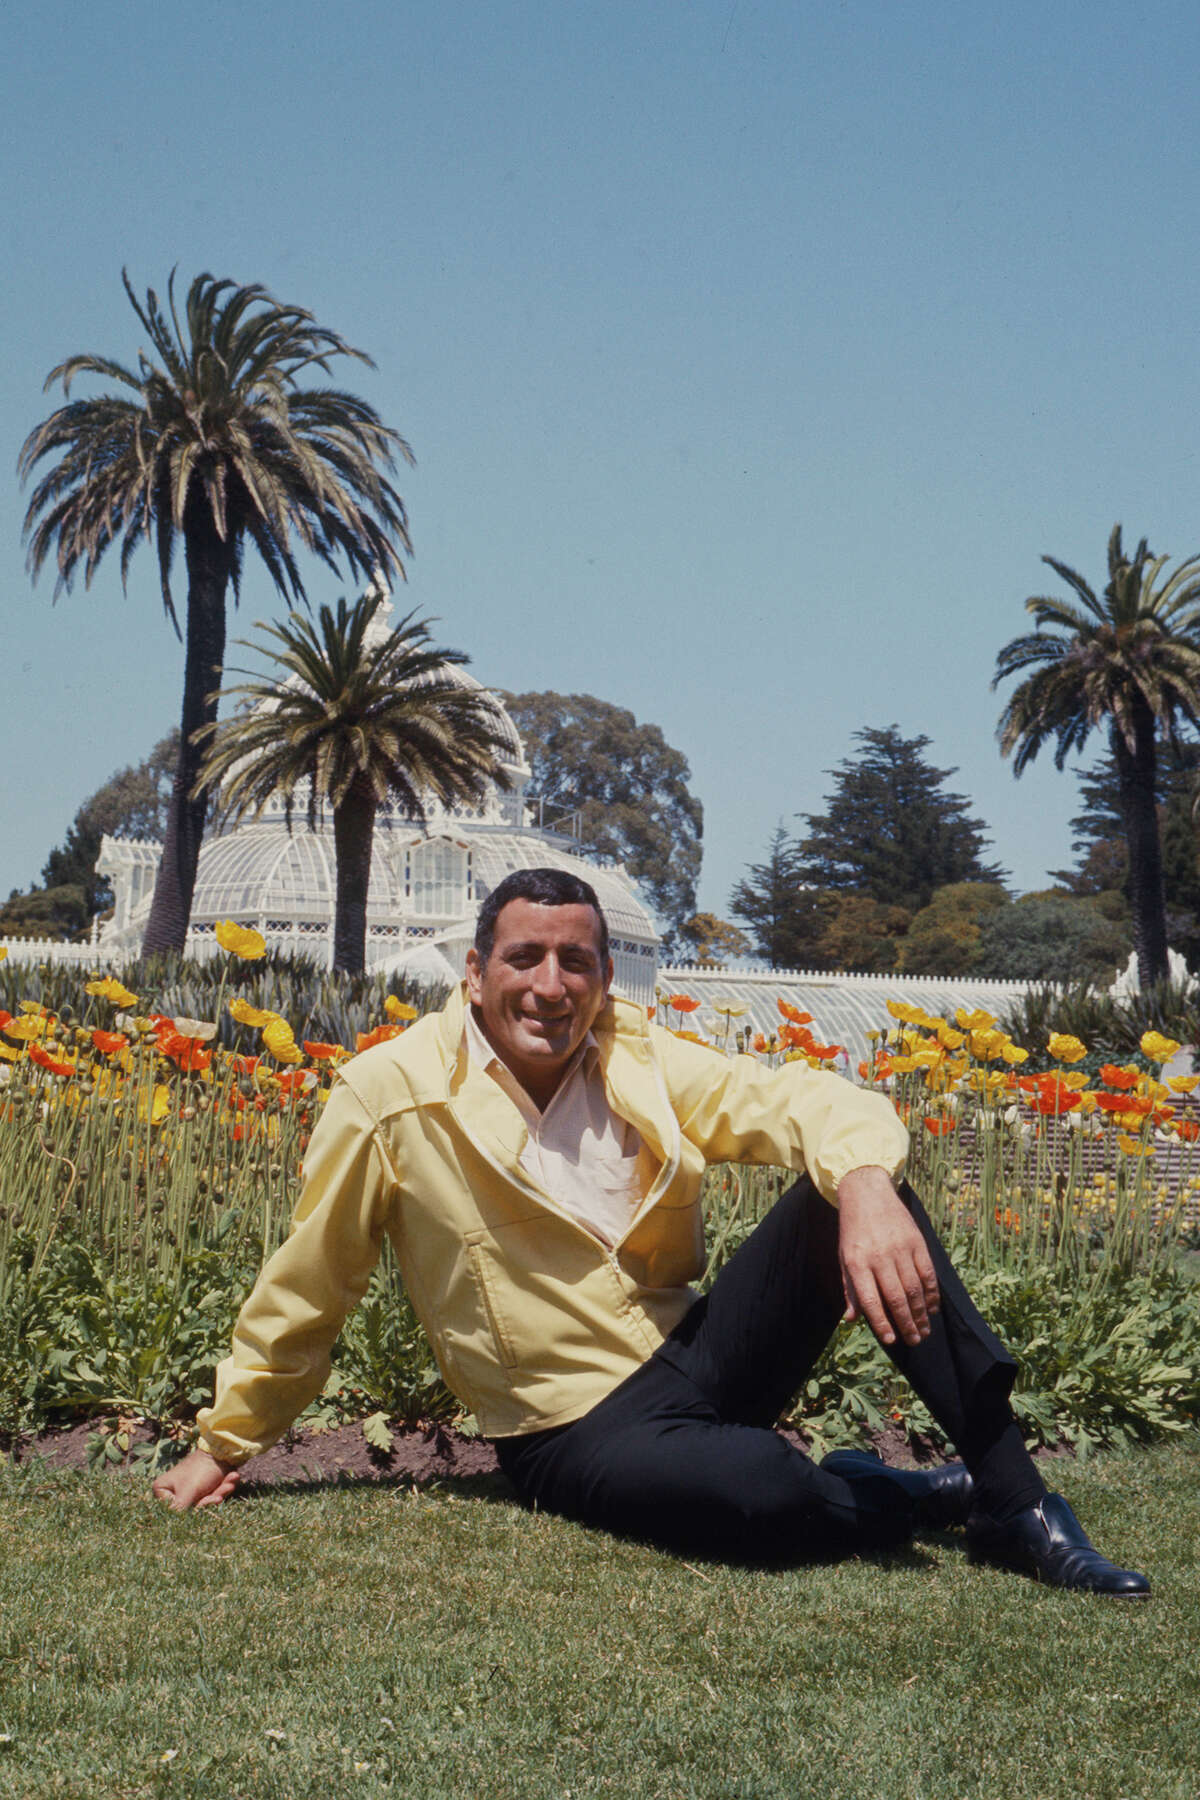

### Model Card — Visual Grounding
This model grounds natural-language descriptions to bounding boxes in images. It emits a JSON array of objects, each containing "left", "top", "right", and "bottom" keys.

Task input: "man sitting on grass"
[{"left": 156, "top": 869, "right": 1148, "bottom": 1597}]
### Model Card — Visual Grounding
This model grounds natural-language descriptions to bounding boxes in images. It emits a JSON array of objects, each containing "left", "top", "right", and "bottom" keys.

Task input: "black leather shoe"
[
  {"left": 821, "top": 1449, "right": 975, "bottom": 1530},
  {"left": 966, "top": 1492, "right": 1150, "bottom": 1597}
]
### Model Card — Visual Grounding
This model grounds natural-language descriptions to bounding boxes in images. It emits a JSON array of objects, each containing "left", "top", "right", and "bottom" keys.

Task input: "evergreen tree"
[
  {"left": 797, "top": 725, "right": 1004, "bottom": 913},
  {"left": 729, "top": 827, "right": 826, "bottom": 969}
]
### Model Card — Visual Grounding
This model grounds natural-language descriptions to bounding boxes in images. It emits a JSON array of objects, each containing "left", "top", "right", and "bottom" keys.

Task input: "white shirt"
[{"left": 465, "top": 1007, "right": 654, "bottom": 1248}]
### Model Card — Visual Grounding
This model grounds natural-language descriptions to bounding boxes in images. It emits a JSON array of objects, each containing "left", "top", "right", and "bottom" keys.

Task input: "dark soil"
[{"left": 3, "top": 1415, "right": 979, "bottom": 1492}]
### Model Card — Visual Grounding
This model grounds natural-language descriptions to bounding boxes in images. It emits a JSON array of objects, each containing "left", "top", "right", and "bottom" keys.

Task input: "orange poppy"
[
  {"left": 1175, "top": 1119, "right": 1200, "bottom": 1142},
  {"left": 29, "top": 1043, "right": 74, "bottom": 1077},
  {"left": 91, "top": 1030, "right": 129, "bottom": 1057},
  {"left": 923, "top": 1116, "right": 953, "bottom": 1136},
  {"left": 1098, "top": 1064, "right": 1139, "bottom": 1090},
  {"left": 356, "top": 1023, "right": 404, "bottom": 1053},
  {"left": 777, "top": 999, "right": 813, "bottom": 1025},
  {"left": 302, "top": 1040, "right": 345, "bottom": 1061},
  {"left": 668, "top": 995, "right": 701, "bottom": 1013}
]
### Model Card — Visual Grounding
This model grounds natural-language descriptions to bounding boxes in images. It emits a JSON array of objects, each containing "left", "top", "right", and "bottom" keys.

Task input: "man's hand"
[
  {"left": 152, "top": 1448, "right": 241, "bottom": 1512},
  {"left": 836, "top": 1166, "right": 940, "bottom": 1349}
]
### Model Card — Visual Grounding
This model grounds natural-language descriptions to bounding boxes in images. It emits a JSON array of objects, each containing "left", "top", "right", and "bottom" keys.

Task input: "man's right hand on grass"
[{"left": 153, "top": 1448, "right": 241, "bottom": 1511}]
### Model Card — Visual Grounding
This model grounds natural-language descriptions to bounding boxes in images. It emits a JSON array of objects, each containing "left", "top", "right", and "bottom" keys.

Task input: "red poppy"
[
  {"left": 0, "top": 1011, "right": 11, "bottom": 1032},
  {"left": 91, "top": 1030, "right": 129, "bottom": 1056},
  {"left": 29, "top": 1043, "right": 74, "bottom": 1077},
  {"left": 923, "top": 1116, "right": 953, "bottom": 1136},
  {"left": 1098, "top": 1064, "right": 1140, "bottom": 1090},
  {"left": 668, "top": 995, "right": 701, "bottom": 1014},
  {"left": 1095, "top": 1092, "right": 1152, "bottom": 1116},
  {"left": 1176, "top": 1119, "right": 1200, "bottom": 1142},
  {"left": 302, "top": 1041, "right": 343, "bottom": 1061},
  {"left": 231, "top": 1054, "right": 261, "bottom": 1075},
  {"left": 777, "top": 999, "right": 813, "bottom": 1025},
  {"left": 807, "top": 1041, "right": 842, "bottom": 1062}
]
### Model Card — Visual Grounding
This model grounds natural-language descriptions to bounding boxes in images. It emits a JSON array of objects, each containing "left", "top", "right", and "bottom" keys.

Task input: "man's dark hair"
[{"left": 473, "top": 867, "right": 610, "bottom": 969}]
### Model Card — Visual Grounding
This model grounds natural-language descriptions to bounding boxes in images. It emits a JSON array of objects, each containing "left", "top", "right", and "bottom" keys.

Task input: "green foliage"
[
  {"left": 975, "top": 892, "right": 1129, "bottom": 982},
  {"left": 999, "top": 977, "right": 1195, "bottom": 1068},
  {"left": 897, "top": 881, "right": 1008, "bottom": 976},
  {"left": 797, "top": 725, "right": 1005, "bottom": 913},
  {"left": 501, "top": 690, "right": 703, "bottom": 948},
  {"left": 677, "top": 911, "right": 752, "bottom": 966},
  {"left": 0, "top": 883, "right": 90, "bottom": 942},
  {"left": 699, "top": 1161, "right": 1200, "bottom": 1455},
  {"left": 815, "top": 894, "right": 912, "bottom": 973}
]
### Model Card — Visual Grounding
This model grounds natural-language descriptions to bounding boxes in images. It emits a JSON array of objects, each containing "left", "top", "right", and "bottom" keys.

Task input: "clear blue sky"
[{"left": 5, "top": 0, "right": 1200, "bottom": 922}]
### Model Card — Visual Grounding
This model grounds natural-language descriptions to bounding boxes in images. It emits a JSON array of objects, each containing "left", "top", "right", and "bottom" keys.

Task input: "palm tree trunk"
[
  {"left": 141, "top": 497, "right": 232, "bottom": 956},
  {"left": 1112, "top": 709, "right": 1169, "bottom": 988},
  {"left": 332, "top": 776, "right": 377, "bottom": 975}
]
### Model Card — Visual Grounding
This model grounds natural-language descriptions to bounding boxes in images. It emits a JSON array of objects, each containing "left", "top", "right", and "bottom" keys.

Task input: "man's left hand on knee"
[{"left": 836, "top": 1166, "right": 940, "bottom": 1349}]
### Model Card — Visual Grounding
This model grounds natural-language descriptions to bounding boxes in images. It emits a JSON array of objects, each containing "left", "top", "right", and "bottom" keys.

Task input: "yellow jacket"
[{"left": 197, "top": 986, "right": 908, "bottom": 1461}]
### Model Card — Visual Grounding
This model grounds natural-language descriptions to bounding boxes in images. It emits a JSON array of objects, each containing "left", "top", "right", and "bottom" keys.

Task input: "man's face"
[{"left": 465, "top": 898, "right": 612, "bottom": 1101}]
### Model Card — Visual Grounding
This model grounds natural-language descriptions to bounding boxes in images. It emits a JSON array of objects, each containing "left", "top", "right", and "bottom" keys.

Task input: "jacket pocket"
[{"left": 466, "top": 1240, "right": 520, "bottom": 1369}]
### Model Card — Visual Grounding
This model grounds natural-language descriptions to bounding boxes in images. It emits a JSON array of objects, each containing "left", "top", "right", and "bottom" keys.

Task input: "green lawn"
[{"left": 1, "top": 1441, "right": 1197, "bottom": 1799}]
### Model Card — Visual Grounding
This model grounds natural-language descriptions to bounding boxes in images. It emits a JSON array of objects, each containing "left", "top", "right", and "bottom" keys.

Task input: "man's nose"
[{"left": 531, "top": 954, "right": 566, "bottom": 997}]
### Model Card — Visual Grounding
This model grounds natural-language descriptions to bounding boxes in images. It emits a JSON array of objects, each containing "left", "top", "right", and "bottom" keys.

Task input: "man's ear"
[
  {"left": 604, "top": 956, "right": 614, "bottom": 996},
  {"left": 465, "top": 947, "right": 483, "bottom": 1005}
]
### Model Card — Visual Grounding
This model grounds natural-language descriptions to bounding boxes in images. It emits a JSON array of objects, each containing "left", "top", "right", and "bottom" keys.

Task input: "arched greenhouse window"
[{"left": 405, "top": 838, "right": 471, "bottom": 916}]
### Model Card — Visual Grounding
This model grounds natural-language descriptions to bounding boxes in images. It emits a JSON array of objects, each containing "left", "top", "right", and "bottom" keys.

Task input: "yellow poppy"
[
  {"left": 2, "top": 1015, "right": 48, "bottom": 1041},
  {"left": 384, "top": 996, "right": 420, "bottom": 1022},
  {"left": 999, "top": 1042, "right": 1029, "bottom": 1065},
  {"left": 229, "top": 998, "right": 279, "bottom": 1029},
  {"left": 136, "top": 1084, "right": 171, "bottom": 1126},
  {"left": 214, "top": 920, "right": 267, "bottom": 960},
  {"left": 85, "top": 976, "right": 140, "bottom": 1008},
  {"left": 262, "top": 1018, "right": 304, "bottom": 1064},
  {"left": 1047, "top": 1033, "right": 1087, "bottom": 1064},
  {"left": 955, "top": 1007, "right": 997, "bottom": 1031},
  {"left": 1168, "top": 1075, "right": 1200, "bottom": 1094},
  {"left": 1140, "top": 1030, "right": 1182, "bottom": 1063}
]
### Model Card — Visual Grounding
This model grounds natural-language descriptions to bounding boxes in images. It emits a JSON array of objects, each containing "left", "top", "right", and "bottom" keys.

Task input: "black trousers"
[{"left": 494, "top": 1176, "right": 1039, "bottom": 1563}]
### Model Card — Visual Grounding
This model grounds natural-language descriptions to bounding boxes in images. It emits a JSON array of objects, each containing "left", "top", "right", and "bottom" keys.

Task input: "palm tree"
[
  {"left": 19, "top": 269, "right": 413, "bottom": 955},
  {"left": 993, "top": 525, "right": 1200, "bottom": 987},
  {"left": 195, "top": 590, "right": 511, "bottom": 974}
]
